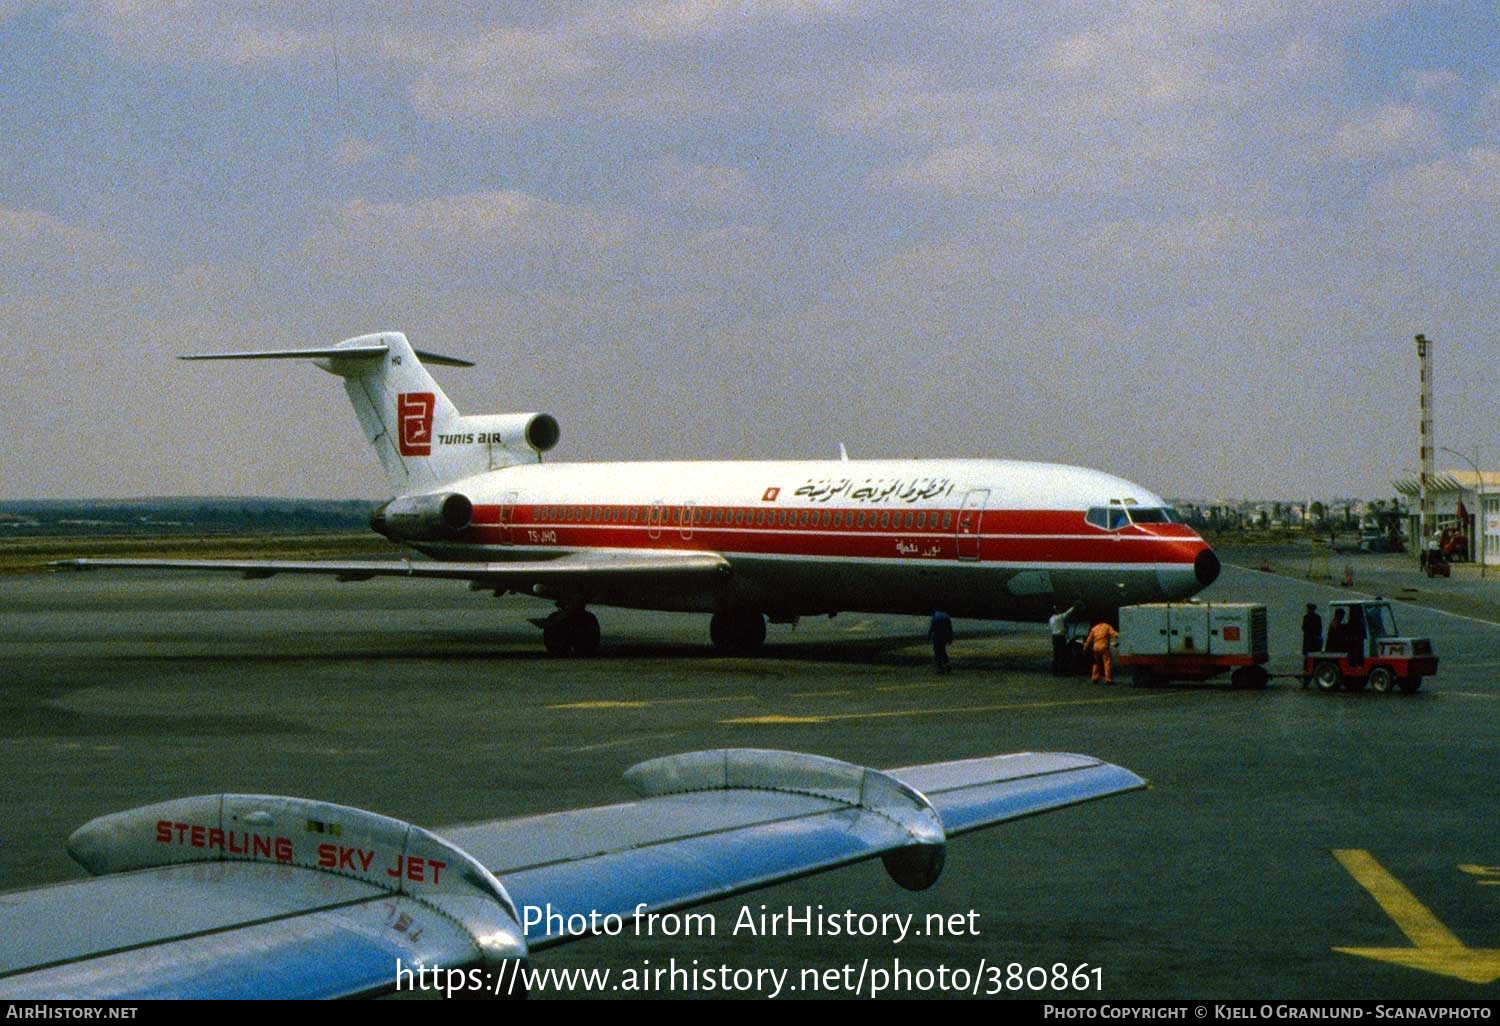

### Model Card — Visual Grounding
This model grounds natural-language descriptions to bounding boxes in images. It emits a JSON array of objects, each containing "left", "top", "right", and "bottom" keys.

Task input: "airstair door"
[{"left": 957, "top": 489, "right": 989, "bottom": 561}]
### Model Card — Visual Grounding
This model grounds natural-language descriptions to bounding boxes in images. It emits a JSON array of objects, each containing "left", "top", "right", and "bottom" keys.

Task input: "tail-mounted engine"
[
  {"left": 371, "top": 491, "right": 474, "bottom": 542},
  {"left": 457, "top": 413, "right": 561, "bottom": 460}
]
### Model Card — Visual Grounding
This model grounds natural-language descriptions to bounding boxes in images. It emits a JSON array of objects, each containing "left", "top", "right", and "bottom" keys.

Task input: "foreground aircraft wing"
[
  {"left": 54, "top": 549, "right": 731, "bottom": 586},
  {"left": 0, "top": 749, "right": 1143, "bottom": 1000}
]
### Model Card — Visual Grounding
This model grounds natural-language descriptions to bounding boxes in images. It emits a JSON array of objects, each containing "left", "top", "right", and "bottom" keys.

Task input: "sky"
[{"left": 2, "top": 1, "right": 1497, "bottom": 504}]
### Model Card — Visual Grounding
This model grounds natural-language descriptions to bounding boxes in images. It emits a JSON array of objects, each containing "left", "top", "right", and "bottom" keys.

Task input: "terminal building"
[{"left": 1393, "top": 469, "right": 1500, "bottom": 567}]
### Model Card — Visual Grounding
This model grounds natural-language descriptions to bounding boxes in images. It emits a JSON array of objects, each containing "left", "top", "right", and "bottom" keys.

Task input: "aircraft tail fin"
[{"left": 183, "top": 332, "right": 559, "bottom": 495}]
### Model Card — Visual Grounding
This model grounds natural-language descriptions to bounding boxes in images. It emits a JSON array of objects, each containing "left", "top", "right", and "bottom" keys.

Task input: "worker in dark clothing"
[
  {"left": 1301, "top": 603, "right": 1323, "bottom": 655},
  {"left": 928, "top": 609, "right": 954, "bottom": 673},
  {"left": 1049, "top": 602, "right": 1080, "bottom": 676},
  {"left": 1326, "top": 607, "right": 1349, "bottom": 653},
  {"left": 1346, "top": 604, "right": 1366, "bottom": 666}
]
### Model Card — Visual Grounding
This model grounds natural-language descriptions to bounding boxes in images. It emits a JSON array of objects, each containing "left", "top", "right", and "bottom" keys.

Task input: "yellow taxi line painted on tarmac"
[
  {"left": 1331, "top": 849, "right": 1500, "bottom": 984},
  {"left": 548, "top": 695, "right": 756, "bottom": 710},
  {"left": 875, "top": 681, "right": 962, "bottom": 693},
  {"left": 722, "top": 691, "right": 1179, "bottom": 725},
  {"left": 1333, "top": 849, "right": 1462, "bottom": 949}
]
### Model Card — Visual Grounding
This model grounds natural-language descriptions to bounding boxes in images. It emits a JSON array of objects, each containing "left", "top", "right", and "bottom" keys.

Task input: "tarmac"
[{"left": 1, "top": 542, "right": 1496, "bottom": 1000}]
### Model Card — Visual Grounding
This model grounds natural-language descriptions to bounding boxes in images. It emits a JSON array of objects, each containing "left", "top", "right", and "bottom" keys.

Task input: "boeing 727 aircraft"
[
  {"left": 63, "top": 332, "right": 1219, "bottom": 655},
  {"left": 0, "top": 747, "right": 1145, "bottom": 999}
]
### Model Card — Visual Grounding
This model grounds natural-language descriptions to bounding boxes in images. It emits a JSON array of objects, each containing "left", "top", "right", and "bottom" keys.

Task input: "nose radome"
[{"left": 1195, "top": 548, "right": 1221, "bottom": 587}]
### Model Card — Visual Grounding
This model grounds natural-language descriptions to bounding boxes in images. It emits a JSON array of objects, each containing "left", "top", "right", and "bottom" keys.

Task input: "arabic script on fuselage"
[{"left": 792, "top": 477, "right": 956, "bottom": 504}]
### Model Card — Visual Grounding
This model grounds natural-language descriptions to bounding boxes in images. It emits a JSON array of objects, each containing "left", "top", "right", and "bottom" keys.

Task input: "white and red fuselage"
[{"left": 398, "top": 457, "right": 1219, "bottom": 623}]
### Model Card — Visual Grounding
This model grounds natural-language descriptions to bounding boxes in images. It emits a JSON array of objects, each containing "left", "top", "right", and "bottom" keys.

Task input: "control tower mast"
[{"left": 1416, "top": 333, "right": 1434, "bottom": 555}]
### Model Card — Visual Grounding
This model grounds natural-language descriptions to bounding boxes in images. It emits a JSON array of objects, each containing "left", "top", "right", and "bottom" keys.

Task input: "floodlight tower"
[{"left": 1416, "top": 333, "right": 1435, "bottom": 557}]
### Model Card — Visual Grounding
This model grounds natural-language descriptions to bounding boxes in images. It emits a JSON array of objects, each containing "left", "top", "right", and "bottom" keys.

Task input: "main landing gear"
[
  {"left": 540, "top": 609, "right": 601, "bottom": 657},
  {"left": 537, "top": 606, "right": 768, "bottom": 657},
  {"left": 709, "top": 609, "right": 767, "bottom": 656}
]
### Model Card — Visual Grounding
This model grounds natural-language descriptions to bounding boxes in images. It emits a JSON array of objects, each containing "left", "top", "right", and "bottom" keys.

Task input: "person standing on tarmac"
[
  {"left": 1301, "top": 603, "right": 1323, "bottom": 655},
  {"left": 1084, "top": 619, "right": 1119, "bottom": 685},
  {"left": 1050, "top": 602, "right": 1080, "bottom": 676},
  {"left": 928, "top": 609, "right": 955, "bottom": 673}
]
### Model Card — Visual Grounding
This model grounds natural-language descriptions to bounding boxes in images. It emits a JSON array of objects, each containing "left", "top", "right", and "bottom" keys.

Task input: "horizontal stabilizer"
[{"left": 181, "top": 344, "right": 473, "bottom": 367}]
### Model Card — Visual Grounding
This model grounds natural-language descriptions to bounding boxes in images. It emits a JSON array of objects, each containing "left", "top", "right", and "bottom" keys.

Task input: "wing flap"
[
  {"left": 500, "top": 803, "right": 916, "bottom": 947},
  {"left": 887, "top": 752, "right": 1148, "bottom": 834}
]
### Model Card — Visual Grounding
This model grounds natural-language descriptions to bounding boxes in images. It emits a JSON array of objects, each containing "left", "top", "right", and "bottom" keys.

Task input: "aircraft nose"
[{"left": 1195, "top": 547, "right": 1221, "bottom": 587}]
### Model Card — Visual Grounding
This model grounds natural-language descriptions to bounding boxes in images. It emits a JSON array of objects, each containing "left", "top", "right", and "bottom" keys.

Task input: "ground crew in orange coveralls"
[{"left": 1085, "top": 620, "right": 1119, "bottom": 685}]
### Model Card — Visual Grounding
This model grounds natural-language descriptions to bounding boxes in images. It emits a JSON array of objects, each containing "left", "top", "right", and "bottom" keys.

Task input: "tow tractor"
[
  {"left": 1116, "top": 602, "right": 1270, "bottom": 689},
  {"left": 1302, "top": 598, "right": 1437, "bottom": 694}
]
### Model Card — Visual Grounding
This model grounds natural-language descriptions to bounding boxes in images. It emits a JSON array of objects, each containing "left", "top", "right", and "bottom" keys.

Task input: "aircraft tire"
[
  {"left": 571, "top": 612, "right": 602, "bottom": 657},
  {"left": 737, "top": 611, "right": 767, "bottom": 653},
  {"left": 710, "top": 610, "right": 765, "bottom": 655},
  {"left": 542, "top": 617, "right": 573, "bottom": 657}
]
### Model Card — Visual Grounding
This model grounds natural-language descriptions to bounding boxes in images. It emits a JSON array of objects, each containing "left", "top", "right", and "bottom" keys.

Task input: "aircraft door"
[
  {"left": 957, "top": 489, "right": 989, "bottom": 561},
  {"left": 648, "top": 501, "right": 665, "bottom": 540},
  {"left": 680, "top": 501, "right": 697, "bottom": 541},
  {"left": 497, "top": 491, "right": 517, "bottom": 546}
]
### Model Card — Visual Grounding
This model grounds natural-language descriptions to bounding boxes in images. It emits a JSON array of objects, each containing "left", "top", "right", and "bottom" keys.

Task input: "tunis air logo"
[{"left": 397, "top": 392, "right": 436, "bottom": 456}]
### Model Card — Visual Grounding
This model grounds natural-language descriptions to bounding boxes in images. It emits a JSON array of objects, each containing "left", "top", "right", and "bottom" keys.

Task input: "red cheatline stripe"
[{"left": 453, "top": 504, "right": 1206, "bottom": 565}]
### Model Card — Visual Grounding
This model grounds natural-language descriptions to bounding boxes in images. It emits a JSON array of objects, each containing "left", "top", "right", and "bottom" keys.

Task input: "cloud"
[
  {"left": 652, "top": 158, "right": 764, "bottom": 213},
  {"left": 0, "top": 207, "right": 124, "bottom": 288},
  {"left": 1371, "top": 146, "right": 1500, "bottom": 217},
  {"left": 84, "top": 1, "right": 336, "bottom": 66},
  {"left": 1332, "top": 104, "right": 1445, "bottom": 161},
  {"left": 332, "top": 137, "right": 383, "bottom": 167},
  {"left": 82, "top": 2, "right": 865, "bottom": 124},
  {"left": 1402, "top": 68, "right": 1464, "bottom": 104},
  {"left": 301, "top": 189, "right": 644, "bottom": 288}
]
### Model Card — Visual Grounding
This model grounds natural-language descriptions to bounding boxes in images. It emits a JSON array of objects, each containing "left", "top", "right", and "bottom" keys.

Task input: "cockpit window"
[
  {"left": 1088, "top": 505, "right": 1178, "bottom": 529},
  {"left": 1086, "top": 506, "right": 1130, "bottom": 530}
]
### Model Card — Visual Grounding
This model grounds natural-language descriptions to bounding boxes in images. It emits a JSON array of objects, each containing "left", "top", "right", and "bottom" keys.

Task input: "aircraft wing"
[
  {"left": 0, "top": 749, "right": 1144, "bottom": 1000},
  {"left": 53, "top": 549, "right": 731, "bottom": 587}
]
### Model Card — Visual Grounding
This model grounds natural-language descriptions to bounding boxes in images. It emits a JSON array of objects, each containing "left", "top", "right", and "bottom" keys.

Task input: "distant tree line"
[{"left": 0, "top": 499, "right": 376, "bottom": 537}]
